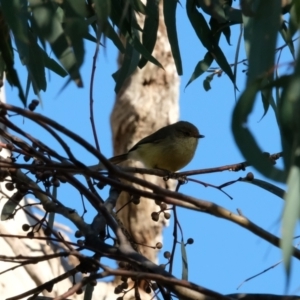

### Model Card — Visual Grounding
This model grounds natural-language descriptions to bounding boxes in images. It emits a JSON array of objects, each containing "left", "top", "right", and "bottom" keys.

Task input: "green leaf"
[
  {"left": 64, "top": 17, "right": 87, "bottom": 68},
  {"left": 260, "top": 89, "right": 270, "bottom": 120},
  {"left": 203, "top": 73, "right": 214, "bottom": 91},
  {"left": 42, "top": 51, "right": 68, "bottom": 77},
  {"left": 163, "top": 0, "right": 183, "bottom": 75},
  {"left": 185, "top": 52, "right": 214, "bottom": 88},
  {"left": 288, "top": 0, "right": 300, "bottom": 41},
  {"left": 186, "top": 1, "right": 212, "bottom": 49},
  {"left": 222, "top": 25, "right": 231, "bottom": 45},
  {"left": 232, "top": 81, "right": 286, "bottom": 182},
  {"left": 104, "top": 21, "right": 125, "bottom": 53},
  {"left": 1, "top": 193, "right": 22, "bottom": 221},
  {"left": 264, "top": 75, "right": 292, "bottom": 90},
  {"left": 10, "top": 9, "right": 47, "bottom": 96},
  {"left": 277, "top": 48, "right": 300, "bottom": 172},
  {"left": 128, "top": 34, "right": 163, "bottom": 69},
  {"left": 129, "top": 9, "right": 143, "bottom": 32},
  {"left": 197, "top": 0, "right": 229, "bottom": 23},
  {"left": 0, "top": 55, "right": 5, "bottom": 83},
  {"left": 243, "top": 0, "right": 281, "bottom": 85},
  {"left": 1, "top": 0, "right": 28, "bottom": 43},
  {"left": 186, "top": 0, "right": 235, "bottom": 86},
  {"left": 48, "top": 212, "right": 55, "bottom": 229},
  {"left": 241, "top": 178, "right": 285, "bottom": 199},
  {"left": 93, "top": 0, "right": 111, "bottom": 30},
  {"left": 281, "top": 166, "right": 300, "bottom": 278},
  {"left": 26, "top": 32, "right": 47, "bottom": 94},
  {"left": 110, "top": 0, "right": 132, "bottom": 35},
  {"left": 30, "top": 1, "right": 82, "bottom": 87},
  {"left": 233, "top": 25, "right": 243, "bottom": 101},
  {"left": 279, "top": 21, "right": 300, "bottom": 279},
  {"left": 213, "top": 45, "right": 235, "bottom": 85},
  {"left": 181, "top": 240, "right": 188, "bottom": 280},
  {"left": 83, "top": 283, "right": 94, "bottom": 300},
  {"left": 5, "top": 68, "right": 26, "bottom": 106},
  {"left": 83, "top": 32, "right": 97, "bottom": 43},
  {"left": 1, "top": 1, "right": 27, "bottom": 104},
  {"left": 113, "top": 38, "right": 140, "bottom": 93},
  {"left": 48, "top": 186, "right": 57, "bottom": 229},
  {"left": 66, "top": 0, "right": 88, "bottom": 17},
  {"left": 25, "top": 75, "right": 31, "bottom": 101},
  {"left": 138, "top": 0, "right": 159, "bottom": 69},
  {"left": 130, "top": 0, "right": 147, "bottom": 15},
  {"left": 269, "top": 94, "right": 278, "bottom": 118},
  {"left": 280, "top": 21, "right": 295, "bottom": 60}
]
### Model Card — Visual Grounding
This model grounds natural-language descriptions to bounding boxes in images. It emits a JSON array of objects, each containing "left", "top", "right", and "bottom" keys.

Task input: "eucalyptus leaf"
[
  {"left": 113, "top": 39, "right": 140, "bottom": 93},
  {"left": 181, "top": 240, "right": 188, "bottom": 280},
  {"left": 1, "top": 0, "right": 28, "bottom": 43},
  {"left": 138, "top": 0, "right": 159, "bottom": 69},
  {"left": 280, "top": 21, "right": 295, "bottom": 60},
  {"left": 128, "top": 35, "right": 163, "bottom": 69},
  {"left": 185, "top": 52, "right": 214, "bottom": 88},
  {"left": 243, "top": 0, "right": 281, "bottom": 86},
  {"left": 186, "top": 1, "right": 211, "bottom": 49},
  {"left": 83, "top": 32, "right": 97, "bottom": 43},
  {"left": 66, "top": 0, "right": 88, "bottom": 17},
  {"left": 232, "top": 81, "right": 286, "bottom": 182},
  {"left": 25, "top": 75, "right": 31, "bottom": 102},
  {"left": 264, "top": 75, "right": 292, "bottom": 90},
  {"left": 288, "top": 0, "right": 300, "bottom": 41},
  {"left": 164, "top": 0, "right": 183, "bottom": 75},
  {"left": 30, "top": 0, "right": 82, "bottom": 86},
  {"left": 1, "top": 1, "right": 27, "bottom": 104},
  {"left": 213, "top": 45, "right": 236, "bottom": 86},
  {"left": 64, "top": 17, "right": 87, "bottom": 68},
  {"left": 110, "top": 0, "right": 132, "bottom": 35},
  {"left": 104, "top": 22, "right": 125, "bottom": 53},
  {"left": 203, "top": 74, "right": 214, "bottom": 91},
  {"left": 47, "top": 186, "right": 57, "bottom": 229},
  {"left": 241, "top": 178, "right": 285, "bottom": 199},
  {"left": 12, "top": 20, "right": 47, "bottom": 95},
  {"left": 83, "top": 283, "right": 94, "bottom": 300},
  {"left": 281, "top": 166, "right": 300, "bottom": 278},
  {"left": 277, "top": 45, "right": 300, "bottom": 173},
  {"left": 1, "top": 193, "right": 22, "bottom": 221},
  {"left": 130, "top": 0, "right": 147, "bottom": 15},
  {"left": 27, "top": 32, "right": 47, "bottom": 93},
  {"left": 42, "top": 51, "right": 68, "bottom": 77},
  {"left": 0, "top": 55, "right": 5, "bottom": 82},
  {"left": 186, "top": 0, "right": 235, "bottom": 86},
  {"left": 260, "top": 89, "right": 270, "bottom": 120},
  {"left": 233, "top": 25, "right": 243, "bottom": 100},
  {"left": 222, "top": 25, "right": 231, "bottom": 45},
  {"left": 197, "top": 0, "right": 229, "bottom": 23},
  {"left": 93, "top": 0, "right": 111, "bottom": 30}
]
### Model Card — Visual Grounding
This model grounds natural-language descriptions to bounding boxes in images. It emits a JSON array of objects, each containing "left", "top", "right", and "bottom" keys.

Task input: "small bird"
[{"left": 109, "top": 121, "right": 204, "bottom": 172}]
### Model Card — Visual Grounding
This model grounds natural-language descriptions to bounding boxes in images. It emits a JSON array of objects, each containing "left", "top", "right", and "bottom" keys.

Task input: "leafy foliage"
[
  {"left": 1, "top": 0, "right": 300, "bottom": 297},
  {"left": 0, "top": 0, "right": 243, "bottom": 104}
]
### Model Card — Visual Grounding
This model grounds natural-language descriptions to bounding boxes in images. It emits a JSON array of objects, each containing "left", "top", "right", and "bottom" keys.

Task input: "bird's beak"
[{"left": 198, "top": 134, "right": 205, "bottom": 138}]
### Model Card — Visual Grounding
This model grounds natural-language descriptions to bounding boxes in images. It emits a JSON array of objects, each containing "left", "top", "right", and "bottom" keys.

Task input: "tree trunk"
[
  {"left": 0, "top": 84, "right": 83, "bottom": 300},
  {"left": 110, "top": 2, "right": 179, "bottom": 265}
]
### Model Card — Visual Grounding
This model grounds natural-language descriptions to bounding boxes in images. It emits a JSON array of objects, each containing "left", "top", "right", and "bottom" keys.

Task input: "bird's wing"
[{"left": 129, "top": 130, "right": 165, "bottom": 153}]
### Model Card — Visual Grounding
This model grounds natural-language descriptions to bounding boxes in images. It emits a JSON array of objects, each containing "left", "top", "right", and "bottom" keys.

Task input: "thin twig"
[
  {"left": 89, "top": 39, "right": 101, "bottom": 151},
  {"left": 187, "top": 177, "right": 233, "bottom": 200}
]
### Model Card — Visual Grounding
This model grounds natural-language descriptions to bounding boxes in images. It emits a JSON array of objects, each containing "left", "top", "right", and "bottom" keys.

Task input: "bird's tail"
[
  {"left": 88, "top": 153, "right": 128, "bottom": 172},
  {"left": 109, "top": 153, "right": 128, "bottom": 165}
]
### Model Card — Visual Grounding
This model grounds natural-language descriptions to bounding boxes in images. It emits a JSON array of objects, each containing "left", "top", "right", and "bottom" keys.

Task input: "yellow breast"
[{"left": 129, "top": 136, "right": 198, "bottom": 172}]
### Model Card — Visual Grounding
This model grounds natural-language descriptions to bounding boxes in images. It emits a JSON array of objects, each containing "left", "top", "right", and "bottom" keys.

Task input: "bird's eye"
[{"left": 182, "top": 131, "right": 190, "bottom": 136}]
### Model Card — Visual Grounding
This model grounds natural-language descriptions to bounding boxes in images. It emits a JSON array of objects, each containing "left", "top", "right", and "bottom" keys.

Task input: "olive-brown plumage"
[{"left": 109, "top": 121, "right": 204, "bottom": 172}]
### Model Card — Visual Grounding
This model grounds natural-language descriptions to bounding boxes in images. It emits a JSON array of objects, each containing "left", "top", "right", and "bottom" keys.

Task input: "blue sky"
[{"left": 4, "top": 2, "right": 300, "bottom": 297}]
